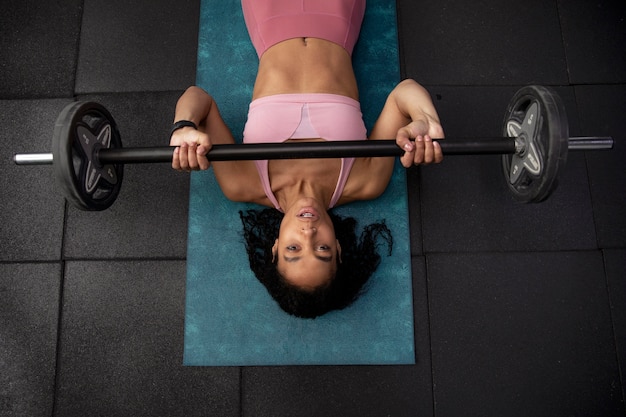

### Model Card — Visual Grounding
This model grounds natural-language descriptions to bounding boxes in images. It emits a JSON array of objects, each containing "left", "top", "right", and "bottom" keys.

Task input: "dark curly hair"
[{"left": 239, "top": 208, "right": 392, "bottom": 319}]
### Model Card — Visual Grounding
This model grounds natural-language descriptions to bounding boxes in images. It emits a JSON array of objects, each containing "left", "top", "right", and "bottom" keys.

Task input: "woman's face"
[{"left": 272, "top": 198, "right": 341, "bottom": 290}]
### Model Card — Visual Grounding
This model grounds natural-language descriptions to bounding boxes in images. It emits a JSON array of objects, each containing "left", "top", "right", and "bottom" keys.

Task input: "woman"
[{"left": 170, "top": 0, "right": 444, "bottom": 318}]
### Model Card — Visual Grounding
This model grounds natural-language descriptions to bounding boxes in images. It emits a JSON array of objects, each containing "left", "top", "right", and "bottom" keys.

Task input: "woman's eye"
[
  {"left": 286, "top": 245, "right": 298, "bottom": 251},
  {"left": 317, "top": 245, "right": 330, "bottom": 251}
]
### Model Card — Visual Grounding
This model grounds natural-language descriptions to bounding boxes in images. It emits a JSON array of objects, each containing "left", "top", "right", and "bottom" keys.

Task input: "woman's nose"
[{"left": 300, "top": 226, "right": 317, "bottom": 235}]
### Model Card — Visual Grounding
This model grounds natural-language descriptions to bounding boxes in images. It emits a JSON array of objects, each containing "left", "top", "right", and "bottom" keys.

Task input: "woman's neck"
[{"left": 275, "top": 179, "right": 333, "bottom": 212}]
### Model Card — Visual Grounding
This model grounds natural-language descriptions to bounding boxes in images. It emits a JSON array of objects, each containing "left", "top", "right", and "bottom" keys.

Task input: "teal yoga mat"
[{"left": 184, "top": 0, "right": 414, "bottom": 366}]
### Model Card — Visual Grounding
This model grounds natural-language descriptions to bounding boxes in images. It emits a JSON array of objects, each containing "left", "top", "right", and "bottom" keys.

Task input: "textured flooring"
[{"left": 1, "top": 0, "right": 625, "bottom": 416}]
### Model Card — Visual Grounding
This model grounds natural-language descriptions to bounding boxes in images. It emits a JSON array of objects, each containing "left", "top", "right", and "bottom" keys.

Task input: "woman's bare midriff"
[
  {"left": 251, "top": 38, "right": 359, "bottom": 207},
  {"left": 252, "top": 38, "right": 359, "bottom": 101}
]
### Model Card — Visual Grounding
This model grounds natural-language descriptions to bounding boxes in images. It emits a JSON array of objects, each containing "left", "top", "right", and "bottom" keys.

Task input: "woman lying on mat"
[{"left": 169, "top": 0, "right": 444, "bottom": 318}]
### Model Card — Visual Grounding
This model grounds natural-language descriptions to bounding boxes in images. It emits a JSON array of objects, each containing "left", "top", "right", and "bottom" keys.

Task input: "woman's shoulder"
[
  {"left": 213, "top": 161, "right": 270, "bottom": 205},
  {"left": 338, "top": 157, "right": 395, "bottom": 204}
]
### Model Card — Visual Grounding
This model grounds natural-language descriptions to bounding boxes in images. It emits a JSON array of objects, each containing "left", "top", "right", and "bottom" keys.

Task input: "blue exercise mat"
[{"left": 184, "top": 0, "right": 414, "bottom": 366}]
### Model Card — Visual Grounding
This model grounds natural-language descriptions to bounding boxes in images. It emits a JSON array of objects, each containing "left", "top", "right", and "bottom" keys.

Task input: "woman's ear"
[
  {"left": 272, "top": 239, "right": 278, "bottom": 262},
  {"left": 337, "top": 239, "right": 342, "bottom": 263}
]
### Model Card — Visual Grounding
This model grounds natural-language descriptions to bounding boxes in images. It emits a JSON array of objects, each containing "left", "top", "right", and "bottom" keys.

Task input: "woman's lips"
[{"left": 297, "top": 207, "right": 319, "bottom": 220}]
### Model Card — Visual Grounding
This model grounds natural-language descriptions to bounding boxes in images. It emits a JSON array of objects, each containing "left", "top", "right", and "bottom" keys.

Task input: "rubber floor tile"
[
  {"left": 397, "top": 0, "right": 568, "bottom": 85},
  {"left": 0, "top": 263, "right": 61, "bottom": 417},
  {"left": 54, "top": 260, "right": 240, "bottom": 417},
  {"left": 427, "top": 251, "right": 624, "bottom": 417},
  {"left": 242, "top": 366, "right": 428, "bottom": 417},
  {"left": 75, "top": 0, "right": 199, "bottom": 93},
  {"left": 558, "top": 0, "right": 626, "bottom": 84},
  {"left": 0, "top": 0, "right": 82, "bottom": 98}
]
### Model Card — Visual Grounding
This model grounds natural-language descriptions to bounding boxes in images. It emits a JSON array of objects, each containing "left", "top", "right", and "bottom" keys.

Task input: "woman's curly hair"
[{"left": 239, "top": 208, "right": 392, "bottom": 319}]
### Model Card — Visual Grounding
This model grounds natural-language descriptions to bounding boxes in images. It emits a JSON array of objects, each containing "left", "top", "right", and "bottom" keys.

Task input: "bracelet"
[{"left": 170, "top": 120, "right": 197, "bottom": 136}]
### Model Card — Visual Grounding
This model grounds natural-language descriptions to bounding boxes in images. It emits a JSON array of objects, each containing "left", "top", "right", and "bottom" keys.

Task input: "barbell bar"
[
  {"left": 13, "top": 136, "right": 613, "bottom": 166},
  {"left": 10, "top": 85, "right": 615, "bottom": 210}
]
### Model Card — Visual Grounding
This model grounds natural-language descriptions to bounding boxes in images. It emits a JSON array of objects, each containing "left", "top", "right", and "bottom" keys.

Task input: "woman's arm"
[
  {"left": 170, "top": 86, "right": 263, "bottom": 202},
  {"left": 345, "top": 79, "right": 444, "bottom": 201},
  {"left": 371, "top": 79, "right": 444, "bottom": 167},
  {"left": 170, "top": 86, "right": 230, "bottom": 170}
]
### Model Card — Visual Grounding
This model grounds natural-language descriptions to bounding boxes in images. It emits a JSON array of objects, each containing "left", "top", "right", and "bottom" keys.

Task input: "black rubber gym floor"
[{"left": 1, "top": 0, "right": 625, "bottom": 416}]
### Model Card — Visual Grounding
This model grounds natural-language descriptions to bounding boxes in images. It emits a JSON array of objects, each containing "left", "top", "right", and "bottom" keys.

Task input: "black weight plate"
[
  {"left": 52, "top": 102, "right": 124, "bottom": 211},
  {"left": 501, "top": 85, "right": 569, "bottom": 203}
]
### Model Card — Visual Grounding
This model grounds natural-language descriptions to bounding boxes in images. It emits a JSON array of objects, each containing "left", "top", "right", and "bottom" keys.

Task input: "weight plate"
[
  {"left": 52, "top": 102, "right": 124, "bottom": 211},
  {"left": 501, "top": 85, "right": 569, "bottom": 203}
]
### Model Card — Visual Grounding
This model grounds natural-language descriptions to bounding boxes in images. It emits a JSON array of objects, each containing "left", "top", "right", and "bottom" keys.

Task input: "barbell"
[{"left": 13, "top": 85, "right": 613, "bottom": 211}]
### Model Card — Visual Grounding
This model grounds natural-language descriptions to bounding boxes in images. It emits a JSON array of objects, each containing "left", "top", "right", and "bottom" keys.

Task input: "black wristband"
[{"left": 170, "top": 120, "right": 197, "bottom": 136}]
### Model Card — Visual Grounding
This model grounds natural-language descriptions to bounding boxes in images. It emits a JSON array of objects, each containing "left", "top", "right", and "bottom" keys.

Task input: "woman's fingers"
[
  {"left": 178, "top": 143, "right": 209, "bottom": 171},
  {"left": 423, "top": 136, "right": 434, "bottom": 163},
  {"left": 399, "top": 135, "right": 444, "bottom": 167},
  {"left": 433, "top": 141, "right": 443, "bottom": 164},
  {"left": 400, "top": 150, "right": 414, "bottom": 168},
  {"left": 196, "top": 145, "right": 210, "bottom": 170},
  {"left": 415, "top": 136, "right": 427, "bottom": 164},
  {"left": 172, "top": 147, "right": 181, "bottom": 170},
  {"left": 397, "top": 128, "right": 414, "bottom": 168},
  {"left": 179, "top": 142, "right": 190, "bottom": 170},
  {"left": 170, "top": 130, "right": 211, "bottom": 171}
]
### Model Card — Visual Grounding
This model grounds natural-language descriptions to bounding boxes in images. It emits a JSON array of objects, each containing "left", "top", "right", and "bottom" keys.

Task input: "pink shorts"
[{"left": 242, "top": 0, "right": 366, "bottom": 58}]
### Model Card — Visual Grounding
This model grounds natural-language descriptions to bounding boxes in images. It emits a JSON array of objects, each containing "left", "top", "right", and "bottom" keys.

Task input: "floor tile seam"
[
  {"left": 406, "top": 168, "right": 427, "bottom": 368},
  {"left": 52, "top": 201, "right": 69, "bottom": 415},
  {"left": 555, "top": 0, "right": 573, "bottom": 85},
  {"left": 580, "top": 112, "right": 603, "bottom": 250},
  {"left": 51, "top": 258, "right": 66, "bottom": 417},
  {"left": 74, "top": 89, "right": 189, "bottom": 98},
  {"left": 0, "top": 95, "right": 76, "bottom": 102},
  {"left": 0, "top": 259, "right": 63, "bottom": 266},
  {"left": 600, "top": 249, "right": 626, "bottom": 409},
  {"left": 420, "top": 83, "right": 626, "bottom": 89},
  {"left": 423, "top": 254, "right": 437, "bottom": 417},
  {"left": 60, "top": 256, "right": 187, "bottom": 263},
  {"left": 70, "top": 0, "right": 85, "bottom": 101},
  {"left": 597, "top": 244, "right": 626, "bottom": 251},
  {"left": 416, "top": 175, "right": 437, "bottom": 417},
  {"left": 569, "top": 82, "right": 626, "bottom": 87},
  {"left": 420, "top": 248, "right": 606, "bottom": 257},
  {"left": 0, "top": 89, "right": 188, "bottom": 102}
]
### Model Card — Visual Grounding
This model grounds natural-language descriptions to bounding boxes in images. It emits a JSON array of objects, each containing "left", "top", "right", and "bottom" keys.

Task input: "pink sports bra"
[
  {"left": 243, "top": 93, "right": 368, "bottom": 212},
  {"left": 241, "top": 0, "right": 366, "bottom": 58}
]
